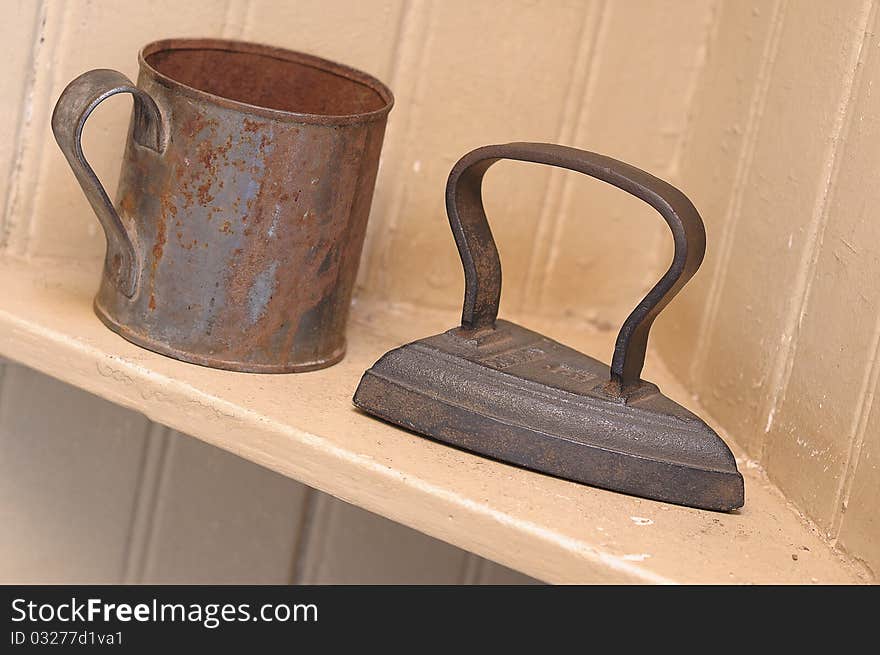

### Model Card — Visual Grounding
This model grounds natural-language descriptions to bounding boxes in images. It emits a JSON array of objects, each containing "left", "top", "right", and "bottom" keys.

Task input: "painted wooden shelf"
[{"left": 0, "top": 254, "right": 869, "bottom": 584}]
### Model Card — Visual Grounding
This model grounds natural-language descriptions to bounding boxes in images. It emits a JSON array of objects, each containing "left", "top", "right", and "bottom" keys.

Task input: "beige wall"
[
  {"left": 0, "top": 0, "right": 877, "bottom": 578},
  {"left": 0, "top": 0, "right": 715, "bottom": 324},
  {"left": 656, "top": 0, "right": 880, "bottom": 573}
]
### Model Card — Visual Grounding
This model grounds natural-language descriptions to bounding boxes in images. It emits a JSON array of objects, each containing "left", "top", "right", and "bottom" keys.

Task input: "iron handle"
[
  {"left": 51, "top": 69, "right": 165, "bottom": 298},
  {"left": 445, "top": 142, "right": 706, "bottom": 393}
]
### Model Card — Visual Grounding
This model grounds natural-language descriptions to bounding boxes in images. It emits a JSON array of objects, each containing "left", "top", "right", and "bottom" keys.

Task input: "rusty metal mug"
[{"left": 52, "top": 38, "right": 393, "bottom": 372}]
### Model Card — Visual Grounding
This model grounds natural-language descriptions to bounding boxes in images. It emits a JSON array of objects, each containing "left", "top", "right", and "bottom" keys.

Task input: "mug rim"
[{"left": 138, "top": 38, "right": 394, "bottom": 125}]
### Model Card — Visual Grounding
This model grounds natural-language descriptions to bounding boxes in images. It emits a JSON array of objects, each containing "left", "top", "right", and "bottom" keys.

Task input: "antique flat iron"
[{"left": 354, "top": 143, "right": 744, "bottom": 511}]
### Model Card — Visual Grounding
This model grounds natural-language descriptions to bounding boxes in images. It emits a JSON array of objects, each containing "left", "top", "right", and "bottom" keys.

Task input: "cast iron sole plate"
[{"left": 354, "top": 320, "right": 744, "bottom": 512}]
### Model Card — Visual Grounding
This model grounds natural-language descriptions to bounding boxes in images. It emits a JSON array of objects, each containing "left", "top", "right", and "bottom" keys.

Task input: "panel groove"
[
  {"left": 289, "top": 487, "right": 320, "bottom": 584},
  {"left": 759, "top": 0, "right": 875, "bottom": 449},
  {"left": 0, "top": 0, "right": 48, "bottom": 252},
  {"left": 291, "top": 493, "right": 334, "bottom": 584},
  {"left": 666, "top": 0, "right": 723, "bottom": 184},
  {"left": 689, "top": 0, "right": 788, "bottom": 386},
  {"left": 459, "top": 553, "right": 484, "bottom": 584},
  {"left": 834, "top": 297, "right": 880, "bottom": 537},
  {"left": 16, "top": 0, "right": 73, "bottom": 257},
  {"left": 521, "top": 0, "right": 605, "bottom": 311},
  {"left": 121, "top": 423, "right": 172, "bottom": 583},
  {"left": 539, "top": 0, "right": 613, "bottom": 305},
  {"left": 0, "top": 360, "right": 7, "bottom": 417},
  {"left": 135, "top": 426, "right": 175, "bottom": 583},
  {"left": 383, "top": 0, "right": 412, "bottom": 84},
  {"left": 377, "top": 0, "right": 435, "bottom": 299},
  {"left": 352, "top": 0, "right": 410, "bottom": 296},
  {"left": 221, "top": 0, "right": 234, "bottom": 37},
  {"left": 120, "top": 422, "right": 156, "bottom": 583},
  {"left": 358, "top": 0, "right": 431, "bottom": 301},
  {"left": 241, "top": 0, "right": 256, "bottom": 38},
  {"left": 221, "top": 0, "right": 251, "bottom": 39},
  {"left": 646, "top": 0, "right": 721, "bottom": 315},
  {"left": 377, "top": 0, "right": 434, "bottom": 300}
]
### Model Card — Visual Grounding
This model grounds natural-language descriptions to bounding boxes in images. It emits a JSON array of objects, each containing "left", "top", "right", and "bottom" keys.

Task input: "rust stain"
[
  {"left": 197, "top": 142, "right": 216, "bottom": 170},
  {"left": 150, "top": 193, "right": 170, "bottom": 312},
  {"left": 197, "top": 180, "right": 214, "bottom": 205},
  {"left": 219, "top": 124, "right": 357, "bottom": 362},
  {"left": 119, "top": 191, "right": 137, "bottom": 218},
  {"left": 180, "top": 185, "right": 194, "bottom": 208},
  {"left": 181, "top": 111, "right": 206, "bottom": 138},
  {"left": 155, "top": 202, "right": 168, "bottom": 260}
]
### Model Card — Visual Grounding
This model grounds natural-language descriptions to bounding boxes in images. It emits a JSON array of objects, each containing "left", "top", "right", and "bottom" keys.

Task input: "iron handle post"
[
  {"left": 445, "top": 142, "right": 706, "bottom": 394},
  {"left": 51, "top": 69, "right": 165, "bottom": 298}
]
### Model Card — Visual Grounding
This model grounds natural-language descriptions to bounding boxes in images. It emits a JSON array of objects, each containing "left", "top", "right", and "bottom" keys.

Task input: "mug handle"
[
  {"left": 51, "top": 69, "right": 165, "bottom": 298},
  {"left": 445, "top": 142, "right": 706, "bottom": 396}
]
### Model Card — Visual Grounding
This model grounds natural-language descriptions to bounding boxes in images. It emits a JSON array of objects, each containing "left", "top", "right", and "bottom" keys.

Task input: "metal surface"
[
  {"left": 52, "top": 38, "right": 393, "bottom": 372},
  {"left": 354, "top": 143, "right": 744, "bottom": 511}
]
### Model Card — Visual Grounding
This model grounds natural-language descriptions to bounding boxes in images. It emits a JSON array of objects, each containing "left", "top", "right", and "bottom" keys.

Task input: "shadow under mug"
[{"left": 52, "top": 38, "right": 393, "bottom": 373}]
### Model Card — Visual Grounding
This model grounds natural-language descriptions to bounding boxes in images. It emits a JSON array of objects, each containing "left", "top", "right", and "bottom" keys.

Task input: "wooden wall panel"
[
  {"left": 536, "top": 0, "right": 716, "bottom": 326},
  {"left": 654, "top": 0, "right": 783, "bottom": 386},
  {"left": 8, "top": 0, "right": 716, "bottom": 323},
  {"left": 0, "top": 361, "right": 150, "bottom": 583},
  {"left": 0, "top": 359, "right": 540, "bottom": 584},
  {"left": 839, "top": 397, "right": 880, "bottom": 573},
  {"left": 359, "top": 0, "right": 596, "bottom": 313},
  {"left": 137, "top": 429, "right": 310, "bottom": 584},
  {"left": 684, "top": 0, "right": 871, "bottom": 455},
  {"left": 296, "top": 492, "right": 474, "bottom": 583},
  {"left": 472, "top": 559, "right": 538, "bottom": 585},
  {"left": 761, "top": 5, "right": 880, "bottom": 531},
  {"left": 296, "top": 493, "right": 537, "bottom": 584},
  {"left": 0, "top": 0, "right": 43, "bottom": 248},
  {"left": 242, "top": 0, "right": 405, "bottom": 79},
  {"left": 659, "top": 0, "right": 880, "bottom": 568}
]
